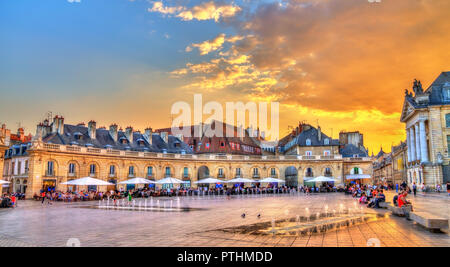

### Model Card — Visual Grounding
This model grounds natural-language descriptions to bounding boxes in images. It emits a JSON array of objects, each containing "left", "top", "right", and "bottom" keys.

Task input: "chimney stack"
[
  {"left": 109, "top": 124, "right": 118, "bottom": 142},
  {"left": 88, "top": 120, "right": 97, "bottom": 139},
  {"left": 125, "top": 126, "right": 134, "bottom": 143},
  {"left": 58, "top": 116, "right": 64, "bottom": 134},
  {"left": 161, "top": 131, "right": 169, "bottom": 143},
  {"left": 52, "top": 115, "right": 59, "bottom": 133},
  {"left": 144, "top": 127, "right": 153, "bottom": 145},
  {"left": 318, "top": 126, "right": 322, "bottom": 141}
]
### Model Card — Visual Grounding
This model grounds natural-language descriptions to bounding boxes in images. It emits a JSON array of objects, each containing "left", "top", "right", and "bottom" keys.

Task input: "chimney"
[
  {"left": 52, "top": 115, "right": 59, "bottom": 133},
  {"left": 58, "top": 116, "right": 64, "bottom": 134},
  {"left": 34, "top": 124, "right": 44, "bottom": 141},
  {"left": 109, "top": 124, "right": 118, "bottom": 142},
  {"left": 88, "top": 120, "right": 97, "bottom": 139},
  {"left": 144, "top": 127, "right": 153, "bottom": 145},
  {"left": 161, "top": 131, "right": 169, "bottom": 143},
  {"left": 256, "top": 127, "right": 260, "bottom": 139},
  {"left": 125, "top": 126, "right": 134, "bottom": 143},
  {"left": 318, "top": 126, "right": 322, "bottom": 141}
]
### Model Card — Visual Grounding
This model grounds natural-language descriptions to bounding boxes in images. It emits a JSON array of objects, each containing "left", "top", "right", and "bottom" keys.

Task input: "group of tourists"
[{"left": 0, "top": 193, "right": 17, "bottom": 208}]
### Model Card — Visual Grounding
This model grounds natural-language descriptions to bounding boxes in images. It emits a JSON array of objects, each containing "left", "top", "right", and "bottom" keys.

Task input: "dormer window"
[
  {"left": 443, "top": 83, "right": 450, "bottom": 101},
  {"left": 306, "top": 139, "right": 311, "bottom": 146},
  {"left": 324, "top": 138, "right": 329, "bottom": 145}
]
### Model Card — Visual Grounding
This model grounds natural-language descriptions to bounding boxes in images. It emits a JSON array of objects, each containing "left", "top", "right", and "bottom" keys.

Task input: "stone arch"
[
  {"left": 44, "top": 157, "right": 60, "bottom": 177},
  {"left": 144, "top": 164, "right": 157, "bottom": 179},
  {"left": 213, "top": 165, "right": 228, "bottom": 179},
  {"left": 106, "top": 162, "right": 120, "bottom": 178},
  {"left": 126, "top": 163, "right": 139, "bottom": 178},
  {"left": 304, "top": 166, "right": 315, "bottom": 178},
  {"left": 266, "top": 166, "right": 280, "bottom": 178},
  {"left": 249, "top": 165, "right": 262, "bottom": 179},
  {"left": 66, "top": 160, "right": 81, "bottom": 177},
  {"left": 86, "top": 161, "right": 101, "bottom": 178},
  {"left": 162, "top": 163, "right": 176, "bottom": 178},
  {"left": 350, "top": 166, "right": 363, "bottom": 175},
  {"left": 197, "top": 165, "right": 210, "bottom": 179},
  {"left": 284, "top": 166, "right": 298, "bottom": 187},
  {"left": 180, "top": 166, "right": 193, "bottom": 180},
  {"left": 322, "top": 166, "right": 334, "bottom": 177}
]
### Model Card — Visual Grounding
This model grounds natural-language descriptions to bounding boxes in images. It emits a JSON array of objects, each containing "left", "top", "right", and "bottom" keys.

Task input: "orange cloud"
[{"left": 148, "top": 1, "right": 241, "bottom": 22}]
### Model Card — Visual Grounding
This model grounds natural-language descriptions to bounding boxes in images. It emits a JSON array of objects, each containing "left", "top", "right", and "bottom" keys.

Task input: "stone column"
[
  {"left": 414, "top": 123, "right": 421, "bottom": 161},
  {"left": 409, "top": 127, "right": 416, "bottom": 162},
  {"left": 406, "top": 129, "right": 411, "bottom": 162},
  {"left": 419, "top": 119, "right": 429, "bottom": 163}
]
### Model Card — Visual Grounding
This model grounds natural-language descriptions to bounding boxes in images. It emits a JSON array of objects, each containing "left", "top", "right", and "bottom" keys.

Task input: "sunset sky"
[{"left": 1, "top": 0, "right": 449, "bottom": 154}]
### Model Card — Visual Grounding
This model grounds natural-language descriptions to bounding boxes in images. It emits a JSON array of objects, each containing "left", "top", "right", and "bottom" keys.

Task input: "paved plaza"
[{"left": 0, "top": 192, "right": 448, "bottom": 247}]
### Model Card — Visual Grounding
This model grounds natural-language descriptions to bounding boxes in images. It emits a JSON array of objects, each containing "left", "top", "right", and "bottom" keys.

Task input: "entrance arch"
[
  {"left": 197, "top": 165, "right": 210, "bottom": 179},
  {"left": 285, "top": 166, "right": 298, "bottom": 187}
]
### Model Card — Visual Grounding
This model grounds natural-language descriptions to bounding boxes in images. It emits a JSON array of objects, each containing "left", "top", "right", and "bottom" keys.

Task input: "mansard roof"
[
  {"left": 339, "top": 144, "right": 368, "bottom": 158},
  {"left": 42, "top": 124, "right": 193, "bottom": 153},
  {"left": 400, "top": 71, "right": 450, "bottom": 122}
]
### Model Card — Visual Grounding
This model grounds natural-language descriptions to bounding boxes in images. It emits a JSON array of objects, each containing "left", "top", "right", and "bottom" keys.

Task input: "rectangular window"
[
  {"left": 447, "top": 135, "right": 450, "bottom": 154},
  {"left": 218, "top": 168, "right": 223, "bottom": 176},
  {"left": 47, "top": 161, "right": 54, "bottom": 176},
  {"left": 446, "top": 114, "right": 450, "bottom": 128},
  {"left": 129, "top": 166, "right": 134, "bottom": 175},
  {"left": 18, "top": 162, "right": 22, "bottom": 175},
  {"left": 236, "top": 168, "right": 241, "bottom": 177},
  {"left": 165, "top": 167, "right": 171, "bottom": 177},
  {"left": 183, "top": 167, "right": 189, "bottom": 177},
  {"left": 69, "top": 163, "right": 75, "bottom": 174},
  {"left": 110, "top": 165, "right": 115, "bottom": 175},
  {"left": 271, "top": 168, "right": 276, "bottom": 176},
  {"left": 147, "top": 166, "right": 153, "bottom": 176},
  {"left": 90, "top": 164, "right": 96, "bottom": 175}
]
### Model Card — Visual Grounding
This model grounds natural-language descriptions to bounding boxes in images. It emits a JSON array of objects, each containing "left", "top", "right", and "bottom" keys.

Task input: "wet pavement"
[{"left": 0, "top": 192, "right": 448, "bottom": 247}]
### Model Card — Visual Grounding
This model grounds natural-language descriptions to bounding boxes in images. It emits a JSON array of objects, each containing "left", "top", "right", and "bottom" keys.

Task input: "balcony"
[
  {"left": 68, "top": 172, "right": 77, "bottom": 177},
  {"left": 109, "top": 173, "right": 117, "bottom": 178},
  {"left": 217, "top": 174, "right": 225, "bottom": 178},
  {"left": 128, "top": 173, "right": 136, "bottom": 178},
  {"left": 252, "top": 174, "right": 260, "bottom": 178},
  {"left": 89, "top": 172, "right": 98, "bottom": 178},
  {"left": 44, "top": 171, "right": 55, "bottom": 177}
]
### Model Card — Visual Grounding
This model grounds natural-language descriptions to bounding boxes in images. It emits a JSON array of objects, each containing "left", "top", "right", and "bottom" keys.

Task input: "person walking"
[
  {"left": 395, "top": 183, "right": 399, "bottom": 193},
  {"left": 412, "top": 182, "right": 417, "bottom": 196}
]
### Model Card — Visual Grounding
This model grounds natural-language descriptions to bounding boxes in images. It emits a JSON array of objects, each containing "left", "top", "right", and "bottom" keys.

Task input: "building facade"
[
  {"left": 400, "top": 72, "right": 450, "bottom": 187},
  {"left": 0, "top": 117, "right": 373, "bottom": 198}
]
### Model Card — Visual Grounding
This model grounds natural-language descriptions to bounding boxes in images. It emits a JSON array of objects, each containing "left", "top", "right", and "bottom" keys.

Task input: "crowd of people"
[
  {"left": 2, "top": 180, "right": 448, "bottom": 209},
  {"left": 347, "top": 181, "right": 415, "bottom": 212}
]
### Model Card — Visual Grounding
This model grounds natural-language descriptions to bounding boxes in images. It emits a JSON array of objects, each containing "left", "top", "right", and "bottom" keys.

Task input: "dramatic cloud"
[
  {"left": 148, "top": 1, "right": 241, "bottom": 22},
  {"left": 186, "top": 33, "right": 244, "bottom": 55},
  {"left": 169, "top": 0, "right": 450, "bottom": 148}
]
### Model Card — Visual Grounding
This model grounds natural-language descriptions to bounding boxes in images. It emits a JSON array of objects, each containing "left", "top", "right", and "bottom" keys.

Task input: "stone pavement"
[{"left": 0, "top": 192, "right": 448, "bottom": 247}]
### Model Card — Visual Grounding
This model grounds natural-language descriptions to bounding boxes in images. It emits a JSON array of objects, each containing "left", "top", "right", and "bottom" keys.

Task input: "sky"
[{"left": 0, "top": 0, "right": 449, "bottom": 154}]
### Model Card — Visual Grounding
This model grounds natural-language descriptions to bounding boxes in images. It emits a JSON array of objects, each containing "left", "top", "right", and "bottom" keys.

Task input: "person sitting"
[
  {"left": 398, "top": 191, "right": 413, "bottom": 211},
  {"left": 393, "top": 193, "right": 399, "bottom": 206},
  {"left": 373, "top": 190, "right": 385, "bottom": 208},
  {"left": 359, "top": 192, "right": 368, "bottom": 204}
]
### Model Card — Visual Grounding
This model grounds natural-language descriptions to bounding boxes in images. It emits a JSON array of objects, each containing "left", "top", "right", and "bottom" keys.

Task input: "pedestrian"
[
  {"left": 395, "top": 183, "right": 399, "bottom": 193},
  {"left": 412, "top": 182, "right": 417, "bottom": 196}
]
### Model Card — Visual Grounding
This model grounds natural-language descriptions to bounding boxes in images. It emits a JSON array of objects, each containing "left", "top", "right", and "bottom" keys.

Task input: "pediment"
[{"left": 400, "top": 98, "right": 416, "bottom": 122}]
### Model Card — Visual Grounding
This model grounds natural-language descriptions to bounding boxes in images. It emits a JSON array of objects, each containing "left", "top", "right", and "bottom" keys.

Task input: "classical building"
[
  {"left": 400, "top": 71, "right": 450, "bottom": 186},
  {"left": 0, "top": 116, "right": 373, "bottom": 198}
]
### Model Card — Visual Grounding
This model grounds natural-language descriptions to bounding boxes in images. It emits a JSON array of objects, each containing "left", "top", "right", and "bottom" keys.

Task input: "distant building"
[
  {"left": 372, "top": 142, "right": 407, "bottom": 186},
  {"left": 400, "top": 71, "right": 450, "bottom": 186},
  {"left": 155, "top": 120, "right": 262, "bottom": 155}
]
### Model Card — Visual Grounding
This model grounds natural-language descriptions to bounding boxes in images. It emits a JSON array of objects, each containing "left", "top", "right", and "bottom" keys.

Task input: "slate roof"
[
  {"left": 405, "top": 71, "right": 450, "bottom": 108},
  {"left": 156, "top": 120, "right": 262, "bottom": 155},
  {"left": 4, "top": 143, "right": 30, "bottom": 159},
  {"left": 42, "top": 124, "right": 193, "bottom": 154},
  {"left": 283, "top": 126, "right": 339, "bottom": 152},
  {"left": 339, "top": 144, "right": 368, "bottom": 158}
]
